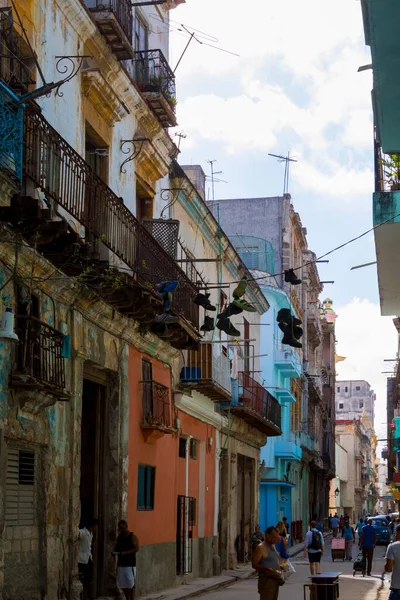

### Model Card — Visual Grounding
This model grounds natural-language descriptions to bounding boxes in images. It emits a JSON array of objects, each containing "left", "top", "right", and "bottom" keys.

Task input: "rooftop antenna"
[
  {"left": 268, "top": 152, "right": 298, "bottom": 196},
  {"left": 150, "top": 17, "right": 240, "bottom": 72},
  {"left": 206, "top": 159, "right": 225, "bottom": 201},
  {"left": 174, "top": 131, "right": 187, "bottom": 150}
]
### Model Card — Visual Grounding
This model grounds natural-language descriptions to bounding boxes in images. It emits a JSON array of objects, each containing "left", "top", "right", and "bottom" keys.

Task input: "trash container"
[{"left": 310, "top": 572, "right": 341, "bottom": 600}]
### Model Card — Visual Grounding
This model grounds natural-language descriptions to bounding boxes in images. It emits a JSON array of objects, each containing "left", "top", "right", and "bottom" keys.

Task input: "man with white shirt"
[
  {"left": 78, "top": 518, "right": 98, "bottom": 600},
  {"left": 385, "top": 524, "right": 400, "bottom": 599}
]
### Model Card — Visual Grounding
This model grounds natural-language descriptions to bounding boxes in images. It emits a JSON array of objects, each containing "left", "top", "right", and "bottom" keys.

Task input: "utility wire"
[{"left": 229, "top": 209, "right": 400, "bottom": 286}]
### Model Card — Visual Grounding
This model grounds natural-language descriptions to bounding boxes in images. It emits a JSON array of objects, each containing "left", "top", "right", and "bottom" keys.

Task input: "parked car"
[{"left": 370, "top": 516, "right": 391, "bottom": 545}]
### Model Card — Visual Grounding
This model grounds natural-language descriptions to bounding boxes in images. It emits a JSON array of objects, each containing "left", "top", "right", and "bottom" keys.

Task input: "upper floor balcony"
[
  {"left": 274, "top": 432, "right": 302, "bottom": 461},
  {"left": 141, "top": 379, "right": 174, "bottom": 441},
  {"left": 124, "top": 49, "right": 177, "bottom": 128},
  {"left": 361, "top": 0, "right": 400, "bottom": 155},
  {"left": 11, "top": 316, "right": 69, "bottom": 399},
  {"left": 83, "top": 0, "right": 134, "bottom": 60},
  {"left": 229, "top": 235, "right": 275, "bottom": 274},
  {"left": 373, "top": 139, "right": 400, "bottom": 315},
  {"left": 180, "top": 343, "right": 232, "bottom": 402},
  {"left": 0, "top": 98, "right": 200, "bottom": 347},
  {"left": 274, "top": 346, "right": 302, "bottom": 379},
  {"left": 230, "top": 372, "right": 282, "bottom": 436},
  {"left": 307, "top": 302, "right": 322, "bottom": 346}
]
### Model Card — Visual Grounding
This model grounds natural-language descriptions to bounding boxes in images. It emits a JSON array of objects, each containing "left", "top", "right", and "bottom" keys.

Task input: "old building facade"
[{"left": 0, "top": 1, "right": 278, "bottom": 599}]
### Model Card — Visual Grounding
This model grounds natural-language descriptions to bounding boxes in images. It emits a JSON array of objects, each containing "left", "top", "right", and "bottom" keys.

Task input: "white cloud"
[
  {"left": 335, "top": 298, "right": 398, "bottom": 440},
  {"left": 171, "top": 0, "right": 374, "bottom": 200}
]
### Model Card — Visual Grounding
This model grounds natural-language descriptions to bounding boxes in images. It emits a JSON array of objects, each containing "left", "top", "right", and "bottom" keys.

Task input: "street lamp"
[{"left": 334, "top": 487, "right": 340, "bottom": 497}]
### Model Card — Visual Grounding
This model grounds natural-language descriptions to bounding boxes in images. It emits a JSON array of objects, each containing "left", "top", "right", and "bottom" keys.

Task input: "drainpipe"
[
  {"left": 185, "top": 436, "right": 192, "bottom": 498},
  {"left": 214, "top": 433, "right": 220, "bottom": 537}
]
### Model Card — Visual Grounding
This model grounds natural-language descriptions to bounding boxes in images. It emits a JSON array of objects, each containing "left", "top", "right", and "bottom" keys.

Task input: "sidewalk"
[
  {"left": 139, "top": 564, "right": 255, "bottom": 600},
  {"left": 138, "top": 533, "right": 332, "bottom": 600}
]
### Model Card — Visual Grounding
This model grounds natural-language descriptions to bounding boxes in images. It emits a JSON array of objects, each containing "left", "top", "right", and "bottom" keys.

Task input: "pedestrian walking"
[
  {"left": 252, "top": 526, "right": 284, "bottom": 600},
  {"left": 113, "top": 520, "right": 139, "bottom": 600},
  {"left": 316, "top": 519, "right": 323, "bottom": 533},
  {"left": 360, "top": 518, "right": 376, "bottom": 576},
  {"left": 331, "top": 514, "right": 339, "bottom": 538},
  {"left": 304, "top": 520, "right": 324, "bottom": 575},
  {"left": 342, "top": 522, "right": 355, "bottom": 561},
  {"left": 356, "top": 517, "right": 364, "bottom": 542},
  {"left": 385, "top": 524, "right": 400, "bottom": 598},
  {"left": 282, "top": 517, "right": 290, "bottom": 536},
  {"left": 78, "top": 518, "right": 98, "bottom": 600}
]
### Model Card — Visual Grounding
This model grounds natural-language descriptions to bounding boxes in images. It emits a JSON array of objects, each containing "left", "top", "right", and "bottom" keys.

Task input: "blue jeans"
[{"left": 389, "top": 590, "right": 400, "bottom": 600}]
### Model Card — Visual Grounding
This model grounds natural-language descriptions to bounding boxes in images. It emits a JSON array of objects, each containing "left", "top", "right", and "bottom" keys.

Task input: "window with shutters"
[
  {"left": 5, "top": 448, "right": 35, "bottom": 526},
  {"left": 137, "top": 464, "right": 155, "bottom": 510},
  {"left": 189, "top": 438, "right": 197, "bottom": 460}
]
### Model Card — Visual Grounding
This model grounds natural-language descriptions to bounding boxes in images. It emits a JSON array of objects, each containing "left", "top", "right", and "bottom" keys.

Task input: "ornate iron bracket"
[
  {"left": 160, "top": 188, "right": 183, "bottom": 218},
  {"left": 120, "top": 137, "right": 150, "bottom": 173},
  {"left": 18, "top": 55, "right": 93, "bottom": 103},
  {"left": 54, "top": 56, "right": 92, "bottom": 97}
]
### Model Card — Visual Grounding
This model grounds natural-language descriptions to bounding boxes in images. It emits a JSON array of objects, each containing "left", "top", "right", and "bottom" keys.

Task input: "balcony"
[
  {"left": 141, "top": 380, "right": 174, "bottom": 440},
  {"left": 230, "top": 372, "right": 282, "bottom": 436},
  {"left": 83, "top": 0, "right": 134, "bottom": 60},
  {"left": 4, "top": 107, "right": 199, "bottom": 347},
  {"left": 361, "top": 469, "right": 369, "bottom": 483},
  {"left": 307, "top": 369, "right": 322, "bottom": 403},
  {"left": 372, "top": 141, "right": 400, "bottom": 315},
  {"left": 11, "top": 316, "right": 69, "bottom": 399},
  {"left": 274, "top": 432, "right": 302, "bottom": 460},
  {"left": 180, "top": 343, "right": 232, "bottom": 402},
  {"left": 124, "top": 50, "right": 177, "bottom": 128},
  {"left": 307, "top": 302, "right": 322, "bottom": 346},
  {"left": 361, "top": 0, "right": 400, "bottom": 154},
  {"left": 274, "top": 347, "right": 302, "bottom": 378}
]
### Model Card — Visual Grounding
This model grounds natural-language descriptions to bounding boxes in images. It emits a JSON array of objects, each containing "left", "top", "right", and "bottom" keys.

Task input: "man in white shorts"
[{"left": 113, "top": 520, "right": 139, "bottom": 600}]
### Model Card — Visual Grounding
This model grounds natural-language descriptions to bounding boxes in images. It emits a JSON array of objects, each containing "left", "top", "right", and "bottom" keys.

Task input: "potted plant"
[{"left": 380, "top": 153, "right": 400, "bottom": 191}]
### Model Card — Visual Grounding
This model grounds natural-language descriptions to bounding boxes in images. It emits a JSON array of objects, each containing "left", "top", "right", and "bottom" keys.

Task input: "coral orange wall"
[{"left": 128, "top": 347, "right": 216, "bottom": 547}]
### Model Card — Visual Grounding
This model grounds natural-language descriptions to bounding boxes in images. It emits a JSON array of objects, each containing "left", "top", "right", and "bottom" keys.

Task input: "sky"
[{"left": 168, "top": 0, "right": 398, "bottom": 444}]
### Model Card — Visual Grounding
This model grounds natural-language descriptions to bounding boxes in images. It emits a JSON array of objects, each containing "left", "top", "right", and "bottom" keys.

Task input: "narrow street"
[{"left": 195, "top": 539, "right": 389, "bottom": 600}]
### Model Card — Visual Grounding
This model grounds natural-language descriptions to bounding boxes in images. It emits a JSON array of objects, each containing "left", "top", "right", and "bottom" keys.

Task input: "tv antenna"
[
  {"left": 206, "top": 160, "right": 227, "bottom": 201},
  {"left": 150, "top": 16, "right": 240, "bottom": 73},
  {"left": 174, "top": 131, "right": 187, "bottom": 150},
  {"left": 268, "top": 152, "right": 297, "bottom": 196}
]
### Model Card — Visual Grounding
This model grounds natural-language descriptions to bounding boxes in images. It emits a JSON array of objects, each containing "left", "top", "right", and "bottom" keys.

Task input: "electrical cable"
[{"left": 224, "top": 209, "right": 400, "bottom": 286}]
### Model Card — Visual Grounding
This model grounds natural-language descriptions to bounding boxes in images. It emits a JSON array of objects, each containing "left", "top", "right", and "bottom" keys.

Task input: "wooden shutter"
[{"left": 5, "top": 449, "right": 35, "bottom": 526}]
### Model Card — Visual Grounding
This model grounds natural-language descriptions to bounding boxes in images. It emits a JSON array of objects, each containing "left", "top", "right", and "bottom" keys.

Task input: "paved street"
[{"left": 194, "top": 539, "right": 390, "bottom": 600}]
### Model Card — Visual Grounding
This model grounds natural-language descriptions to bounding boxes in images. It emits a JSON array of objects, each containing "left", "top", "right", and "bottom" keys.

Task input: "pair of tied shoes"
[{"left": 193, "top": 292, "right": 216, "bottom": 311}]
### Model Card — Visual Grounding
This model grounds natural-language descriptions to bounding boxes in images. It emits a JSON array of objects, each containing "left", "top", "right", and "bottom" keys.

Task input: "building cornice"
[
  {"left": 55, "top": 0, "right": 175, "bottom": 170},
  {"left": 174, "top": 392, "right": 228, "bottom": 430}
]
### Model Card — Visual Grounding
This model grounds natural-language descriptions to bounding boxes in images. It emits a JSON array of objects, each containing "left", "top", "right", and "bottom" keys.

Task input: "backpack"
[{"left": 309, "top": 530, "right": 322, "bottom": 550}]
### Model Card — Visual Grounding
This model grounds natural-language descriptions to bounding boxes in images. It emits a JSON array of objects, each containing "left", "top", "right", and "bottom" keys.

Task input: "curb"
[{"left": 140, "top": 570, "right": 256, "bottom": 600}]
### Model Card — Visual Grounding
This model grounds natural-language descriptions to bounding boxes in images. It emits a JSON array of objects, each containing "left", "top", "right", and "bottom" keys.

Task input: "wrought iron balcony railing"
[
  {"left": 141, "top": 380, "right": 171, "bottom": 429},
  {"left": 180, "top": 343, "right": 232, "bottom": 401},
  {"left": 23, "top": 108, "right": 199, "bottom": 330},
  {"left": 13, "top": 316, "right": 66, "bottom": 395},
  {"left": 0, "top": 81, "right": 24, "bottom": 182},
  {"left": 124, "top": 49, "right": 177, "bottom": 127},
  {"left": 232, "top": 372, "right": 281, "bottom": 435},
  {"left": 83, "top": 0, "right": 134, "bottom": 60}
]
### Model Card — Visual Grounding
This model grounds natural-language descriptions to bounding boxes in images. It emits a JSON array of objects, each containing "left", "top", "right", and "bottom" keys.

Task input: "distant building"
[{"left": 336, "top": 380, "right": 375, "bottom": 426}]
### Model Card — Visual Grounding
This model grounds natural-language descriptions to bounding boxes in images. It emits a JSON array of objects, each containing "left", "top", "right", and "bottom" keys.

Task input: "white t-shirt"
[
  {"left": 386, "top": 541, "right": 400, "bottom": 589},
  {"left": 78, "top": 527, "right": 93, "bottom": 564}
]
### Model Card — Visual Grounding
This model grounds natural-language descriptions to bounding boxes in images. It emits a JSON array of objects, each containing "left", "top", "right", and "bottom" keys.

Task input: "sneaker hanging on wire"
[
  {"left": 200, "top": 316, "right": 215, "bottom": 332},
  {"left": 232, "top": 277, "right": 248, "bottom": 299},
  {"left": 218, "top": 302, "right": 243, "bottom": 318},
  {"left": 216, "top": 316, "right": 240, "bottom": 337},
  {"left": 232, "top": 299, "right": 257, "bottom": 312},
  {"left": 284, "top": 269, "right": 302, "bottom": 285},
  {"left": 193, "top": 292, "right": 216, "bottom": 311}
]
